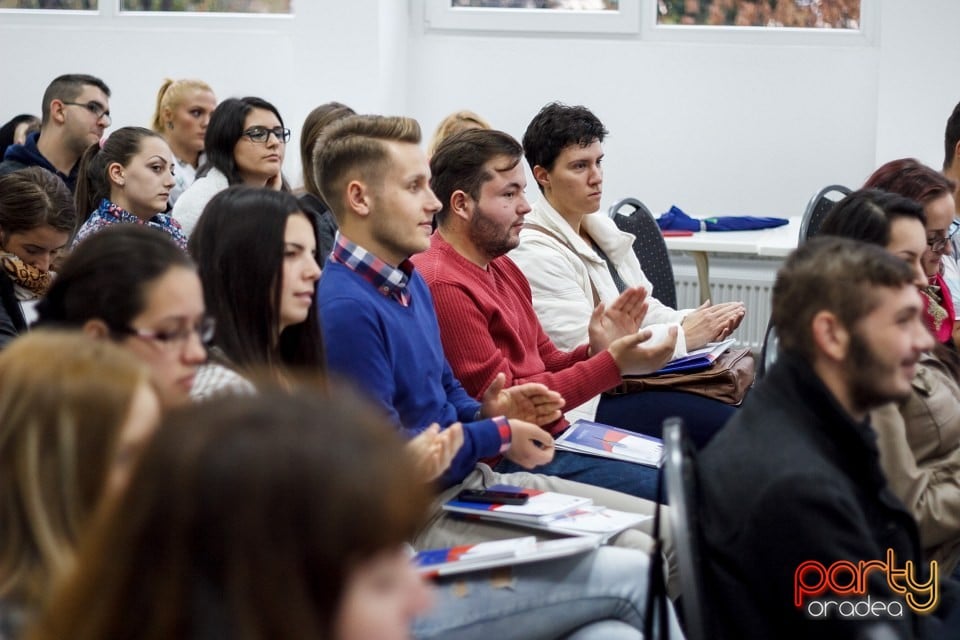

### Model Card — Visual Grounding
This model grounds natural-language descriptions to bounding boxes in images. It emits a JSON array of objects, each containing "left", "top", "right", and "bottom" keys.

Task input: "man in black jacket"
[{"left": 699, "top": 237, "right": 953, "bottom": 639}]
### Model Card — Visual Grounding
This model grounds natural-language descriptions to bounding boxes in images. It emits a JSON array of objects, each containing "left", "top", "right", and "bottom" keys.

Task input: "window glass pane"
[
  {"left": 451, "top": 0, "right": 619, "bottom": 10},
  {"left": 657, "top": 0, "right": 860, "bottom": 28},
  {"left": 0, "top": 0, "right": 96, "bottom": 8},
  {"left": 120, "top": 0, "right": 290, "bottom": 12}
]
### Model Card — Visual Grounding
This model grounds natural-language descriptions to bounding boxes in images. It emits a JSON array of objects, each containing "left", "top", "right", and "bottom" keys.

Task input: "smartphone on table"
[{"left": 456, "top": 489, "right": 530, "bottom": 505}]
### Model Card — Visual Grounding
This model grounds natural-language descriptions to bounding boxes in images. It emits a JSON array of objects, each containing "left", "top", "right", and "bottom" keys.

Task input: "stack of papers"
[
  {"left": 414, "top": 535, "right": 600, "bottom": 577},
  {"left": 443, "top": 486, "right": 592, "bottom": 525},
  {"left": 442, "top": 484, "right": 650, "bottom": 540},
  {"left": 555, "top": 420, "right": 663, "bottom": 468},
  {"left": 643, "top": 338, "right": 735, "bottom": 376}
]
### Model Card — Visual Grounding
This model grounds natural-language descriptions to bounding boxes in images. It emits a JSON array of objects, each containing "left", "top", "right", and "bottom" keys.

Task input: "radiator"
[{"left": 670, "top": 257, "right": 781, "bottom": 352}]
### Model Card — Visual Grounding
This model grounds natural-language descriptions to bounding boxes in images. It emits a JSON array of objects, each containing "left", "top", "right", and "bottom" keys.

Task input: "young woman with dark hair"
[
  {"left": 35, "top": 224, "right": 207, "bottom": 408},
  {"left": 0, "top": 167, "right": 76, "bottom": 348},
  {"left": 72, "top": 126, "right": 184, "bottom": 249},
  {"left": 188, "top": 186, "right": 323, "bottom": 398},
  {"left": 864, "top": 158, "right": 959, "bottom": 344},
  {"left": 0, "top": 331, "right": 159, "bottom": 640},
  {"left": 821, "top": 187, "right": 960, "bottom": 574},
  {"left": 172, "top": 96, "right": 290, "bottom": 237}
]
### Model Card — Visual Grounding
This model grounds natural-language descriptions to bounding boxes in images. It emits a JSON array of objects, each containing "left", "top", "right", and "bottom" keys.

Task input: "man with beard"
[
  {"left": 698, "top": 236, "right": 948, "bottom": 639},
  {"left": 0, "top": 74, "right": 111, "bottom": 192},
  {"left": 413, "top": 128, "right": 677, "bottom": 501}
]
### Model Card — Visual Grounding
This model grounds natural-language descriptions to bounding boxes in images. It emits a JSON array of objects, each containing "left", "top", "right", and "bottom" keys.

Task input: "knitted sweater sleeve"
[
  {"left": 429, "top": 278, "right": 623, "bottom": 415},
  {"left": 320, "top": 286, "right": 508, "bottom": 486}
]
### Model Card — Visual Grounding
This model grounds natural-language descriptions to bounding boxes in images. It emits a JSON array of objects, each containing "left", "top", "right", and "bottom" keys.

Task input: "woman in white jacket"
[{"left": 511, "top": 102, "right": 744, "bottom": 446}]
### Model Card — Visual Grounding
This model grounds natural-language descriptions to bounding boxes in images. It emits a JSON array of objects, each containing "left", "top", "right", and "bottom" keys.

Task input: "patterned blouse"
[{"left": 72, "top": 199, "right": 188, "bottom": 250}]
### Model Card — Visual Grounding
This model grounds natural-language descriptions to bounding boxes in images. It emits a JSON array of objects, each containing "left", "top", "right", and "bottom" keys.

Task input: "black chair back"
[
  {"left": 798, "top": 184, "right": 852, "bottom": 244},
  {"left": 756, "top": 318, "right": 780, "bottom": 381},
  {"left": 663, "top": 417, "right": 708, "bottom": 640},
  {"left": 609, "top": 197, "right": 678, "bottom": 309}
]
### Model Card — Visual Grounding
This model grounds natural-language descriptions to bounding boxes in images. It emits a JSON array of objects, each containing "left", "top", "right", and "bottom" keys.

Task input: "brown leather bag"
[{"left": 610, "top": 347, "right": 755, "bottom": 406}]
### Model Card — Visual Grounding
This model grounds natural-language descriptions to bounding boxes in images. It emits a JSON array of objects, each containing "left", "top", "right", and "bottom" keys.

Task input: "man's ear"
[
  {"left": 532, "top": 165, "right": 550, "bottom": 192},
  {"left": 810, "top": 310, "right": 849, "bottom": 363},
  {"left": 49, "top": 100, "right": 67, "bottom": 125},
  {"left": 344, "top": 180, "right": 371, "bottom": 218},
  {"left": 81, "top": 318, "right": 111, "bottom": 340},
  {"left": 449, "top": 190, "right": 471, "bottom": 223}
]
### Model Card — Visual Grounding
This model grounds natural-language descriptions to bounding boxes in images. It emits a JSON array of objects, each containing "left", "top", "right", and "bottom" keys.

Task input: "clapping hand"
[
  {"left": 480, "top": 373, "right": 564, "bottom": 426},
  {"left": 588, "top": 286, "right": 648, "bottom": 354}
]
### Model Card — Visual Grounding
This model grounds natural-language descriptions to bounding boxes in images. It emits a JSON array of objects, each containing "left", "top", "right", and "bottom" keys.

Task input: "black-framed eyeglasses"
[
  {"left": 927, "top": 221, "right": 960, "bottom": 253},
  {"left": 241, "top": 126, "right": 291, "bottom": 144},
  {"left": 61, "top": 100, "right": 112, "bottom": 124},
  {"left": 114, "top": 316, "right": 215, "bottom": 351}
]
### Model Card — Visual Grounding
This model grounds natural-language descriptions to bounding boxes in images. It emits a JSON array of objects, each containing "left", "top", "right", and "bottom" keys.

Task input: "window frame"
[
  {"left": 423, "top": 0, "right": 876, "bottom": 45},
  {"left": 645, "top": 0, "right": 875, "bottom": 46},
  {"left": 423, "top": 0, "right": 641, "bottom": 35},
  {"left": 0, "top": 0, "right": 294, "bottom": 21}
]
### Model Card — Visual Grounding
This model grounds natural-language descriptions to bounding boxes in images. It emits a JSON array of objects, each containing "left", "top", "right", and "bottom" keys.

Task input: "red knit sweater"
[{"left": 412, "top": 233, "right": 623, "bottom": 434}]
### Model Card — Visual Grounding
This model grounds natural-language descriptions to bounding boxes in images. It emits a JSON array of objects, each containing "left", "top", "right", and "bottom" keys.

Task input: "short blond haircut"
[
  {"left": 312, "top": 115, "right": 421, "bottom": 224},
  {"left": 150, "top": 78, "right": 215, "bottom": 134},
  {"left": 0, "top": 331, "right": 150, "bottom": 606},
  {"left": 427, "top": 109, "right": 492, "bottom": 157}
]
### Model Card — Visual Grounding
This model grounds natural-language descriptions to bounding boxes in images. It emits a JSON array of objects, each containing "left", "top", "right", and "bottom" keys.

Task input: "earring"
[{"left": 167, "top": 122, "right": 173, "bottom": 130}]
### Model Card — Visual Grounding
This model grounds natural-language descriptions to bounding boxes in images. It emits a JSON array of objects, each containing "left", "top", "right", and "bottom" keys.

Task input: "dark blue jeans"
[
  {"left": 596, "top": 389, "right": 736, "bottom": 450},
  {"left": 494, "top": 449, "right": 663, "bottom": 504}
]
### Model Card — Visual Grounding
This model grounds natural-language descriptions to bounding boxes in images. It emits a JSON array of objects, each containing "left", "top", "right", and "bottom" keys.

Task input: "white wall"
[
  {"left": 0, "top": 0, "right": 408, "bottom": 187},
  {"left": 0, "top": 0, "right": 957, "bottom": 216},
  {"left": 408, "top": 0, "right": 960, "bottom": 218}
]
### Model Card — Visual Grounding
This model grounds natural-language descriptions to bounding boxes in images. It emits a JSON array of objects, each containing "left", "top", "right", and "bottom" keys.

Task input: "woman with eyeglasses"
[
  {"left": 864, "top": 158, "right": 959, "bottom": 345},
  {"left": 172, "top": 96, "right": 291, "bottom": 238},
  {"left": 0, "top": 168, "right": 76, "bottom": 350},
  {"left": 187, "top": 186, "right": 323, "bottom": 400},
  {"left": 35, "top": 224, "right": 207, "bottom": 409},
  {"left": 149, "top": 78, "right": 217, "bottom": 206},
  {"left": 72, "top": 126, "right": 185, "bottom": 250}
]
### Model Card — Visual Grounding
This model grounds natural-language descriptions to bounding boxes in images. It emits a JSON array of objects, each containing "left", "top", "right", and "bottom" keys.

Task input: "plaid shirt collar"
[{"left": 330, "top": 234, "right": 414, "bottom": 306}]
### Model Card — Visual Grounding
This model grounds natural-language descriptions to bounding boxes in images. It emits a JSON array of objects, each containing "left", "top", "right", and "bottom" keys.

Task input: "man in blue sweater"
[{"left": 315, "top": 115, "right": 670, "bottom": 553}]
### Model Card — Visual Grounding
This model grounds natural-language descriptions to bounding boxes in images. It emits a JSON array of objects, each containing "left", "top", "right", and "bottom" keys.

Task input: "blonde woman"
[
  {"left": 150, "top": 78, "right": 217, "bottom": 205},
  {"left": 0, "top": 331, "right": 160, "bottom": 639},
  {"left": 426, "top": 109, "right": 491, "bottom": 158}
]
